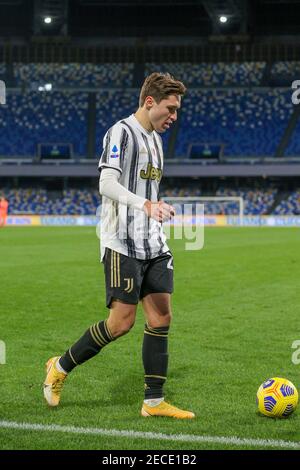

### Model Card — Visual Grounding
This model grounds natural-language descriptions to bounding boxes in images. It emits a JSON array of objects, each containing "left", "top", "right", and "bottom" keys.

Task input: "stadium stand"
[
  {"left": 284, "top": 119, "right": 300, "bottom": 157},
  {"left": 4, "top": 188, "right": 49, "bottom": 214},
  {"left": 214, "top": 187, "right": 278, "bottom": 215},
  {"left": 0, "top": 91, "right": 88, "bottom": 157},
  {"left": 3, "top": 188, "right": 100, "bottom": 215},
  {"left": 14, "top": 63, "right": 134, "bottom": 88},
  {"left": 273, "top": 190, "right": 300, "bottom": 214},
  {"left": 146, "top": 62, "right": 266, "bottom": 86},
  {"left": 176, "top": 89, "right": 293, "bottom": 157},
  {"left": 2, "top": 187, "right": 288, "bottom": 216},
  {"left": 270, "top": 61, "right": 300, "bottom": 86},
  {"left": 0, "top": 62, "right": 298, "bottom": 159},
  {"left": 162, "top": 187, "right": 278, "bottom": 215},
  {"left": 53, "top": 189, "right": 100, "bottom": 215}
]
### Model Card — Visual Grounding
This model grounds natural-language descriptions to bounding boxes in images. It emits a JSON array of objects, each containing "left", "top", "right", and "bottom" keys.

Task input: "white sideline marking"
[{"left": 0, "top": 420, "right": 300, "bottom": 449}]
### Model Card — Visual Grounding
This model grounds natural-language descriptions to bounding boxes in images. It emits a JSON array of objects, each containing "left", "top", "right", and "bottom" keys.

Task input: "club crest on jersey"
[
  {"left": 140, "top": 163, "right": 162, "bottom": 182},
  {"left": 110, "top": 144, "right": 119, "bottom": 158}
]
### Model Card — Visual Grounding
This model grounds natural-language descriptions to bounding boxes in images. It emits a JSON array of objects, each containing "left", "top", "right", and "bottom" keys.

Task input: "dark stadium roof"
[{"left": 0, "top": 0, "right": 300, "bottom": 38}]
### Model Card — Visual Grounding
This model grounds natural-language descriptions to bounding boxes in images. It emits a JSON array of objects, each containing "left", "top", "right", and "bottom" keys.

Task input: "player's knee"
[
  {"left": 108, "top": 301, "right": 136, "bottom": 338},
  {"left": 165, "top": 311, "right": 172, "bottom": 324},
  {"left": 108, "top": 321, "right": 134, "bottom": 338},
  {"left": 148, "top": 310, "right": 172, "bottom": 328},
  {"left": 117, "top": 319, "right": 135, "bottom": 337},
  {"left": 162, "top": 311, "right": 172, "bottom": 325},
  {"left": 159, "top": 305, "right": 172, "bottom": 321},
  {"left": 112, "top": 315, "right": 135, "bottom": 337}
]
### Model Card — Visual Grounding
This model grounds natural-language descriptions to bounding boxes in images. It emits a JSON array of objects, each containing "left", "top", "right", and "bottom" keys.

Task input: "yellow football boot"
[
  {"left": 141, "top": 400, "right": 195, "bottom": 419},
  {"left": 43, "top": 356, "right": 67, "bottom": 407}
]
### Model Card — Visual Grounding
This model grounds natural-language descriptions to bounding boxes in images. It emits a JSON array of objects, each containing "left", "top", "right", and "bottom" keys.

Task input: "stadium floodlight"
[
  {"left": 219, "top": 15, "right": 228, "bottom": 23},
  {"left": 38, "top": 84, "right": 52, "bottom": 92},
  {"left": 44, "top": 16, "right": 52, "bottom": 24}
]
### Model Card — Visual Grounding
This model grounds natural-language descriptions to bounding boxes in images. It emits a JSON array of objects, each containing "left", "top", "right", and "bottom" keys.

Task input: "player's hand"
[{"left": 143, "top": 200, "right": 175, "bottom": 223}]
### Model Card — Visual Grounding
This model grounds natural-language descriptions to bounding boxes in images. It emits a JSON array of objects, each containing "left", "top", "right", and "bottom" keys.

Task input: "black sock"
[
  {"left": 59, "top": 320, "right": 114, "bottom": 373},
  {"left": 142, "top": 324, "right": 169, "bottom": 400}
]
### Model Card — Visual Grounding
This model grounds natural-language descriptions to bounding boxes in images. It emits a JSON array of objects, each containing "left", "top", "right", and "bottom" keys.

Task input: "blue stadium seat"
[
  {"left": 273, "top": 190, "right": 300, "bottom": 215},
  {"left": 176, "top": 89, "right": 293, "bottom": 157},
  {"left": 0, "top": 62, "right": 298, "bottom": 158},
  {"left": 146, "top": 62, "right": 266, "bottom": 86},
  {"left": 284, "top": 119, "right": 300, "bottom": 156},
  {"left": 161, "top": 187, "right": 277, "bottom": 215},
  {"left": 0, "top": 91, "right": 88, "bottom": 157},
  {"left": 270, "top": 61, "right": 300, "bottom": 86},
  {"left": 14, "top": 63, "right": 134, "bottom": 88},
  {"left": 5, "top": 187, "right": 298, "bottom": 216}
]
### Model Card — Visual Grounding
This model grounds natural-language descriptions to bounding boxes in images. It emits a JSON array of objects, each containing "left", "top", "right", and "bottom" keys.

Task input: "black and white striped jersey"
[{"left": 98, "top": 114, "right": 170, "bottom": 261}]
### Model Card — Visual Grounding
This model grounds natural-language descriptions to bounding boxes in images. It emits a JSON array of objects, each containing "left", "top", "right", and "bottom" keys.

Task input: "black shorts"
[{"left": 103, "top": 248, "right": 174, "bottom": 308}]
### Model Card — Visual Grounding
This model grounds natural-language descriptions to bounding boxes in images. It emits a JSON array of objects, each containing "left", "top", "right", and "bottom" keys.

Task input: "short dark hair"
[{"left": 139, "top": 72, "right": 186, "bottom": 107}]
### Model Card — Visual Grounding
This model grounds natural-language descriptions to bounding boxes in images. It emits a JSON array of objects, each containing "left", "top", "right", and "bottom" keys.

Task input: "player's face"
[{"left": 148, "top": 95, "right": 181, "bottom": 133}]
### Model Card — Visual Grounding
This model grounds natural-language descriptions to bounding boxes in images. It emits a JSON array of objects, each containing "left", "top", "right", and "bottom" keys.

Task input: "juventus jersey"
[{"left": 98, "top": 114, "right": 170, "bottom": 261}]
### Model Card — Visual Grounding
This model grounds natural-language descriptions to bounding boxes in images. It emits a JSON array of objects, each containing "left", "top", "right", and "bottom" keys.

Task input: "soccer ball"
[{"left": 257, "top": 377, "right": 298, "bottom": 418}]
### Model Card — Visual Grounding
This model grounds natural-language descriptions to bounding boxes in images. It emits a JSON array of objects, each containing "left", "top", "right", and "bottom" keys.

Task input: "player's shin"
[
  {"left": 142, "top": 324, "right": 169, "bottom": 399},
  {"left": 59, "top": 320, "right": 115, "bottom": 372}
]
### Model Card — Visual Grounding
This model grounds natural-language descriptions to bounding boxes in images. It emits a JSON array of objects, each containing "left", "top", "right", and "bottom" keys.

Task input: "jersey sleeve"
[{"left": 98, "top": 123, "right": 130, "bottom": 175}]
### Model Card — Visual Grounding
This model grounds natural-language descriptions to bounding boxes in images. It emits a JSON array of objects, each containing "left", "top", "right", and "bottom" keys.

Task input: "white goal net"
[{"left": 161, "top": 196, "right": 244, "bottom": 223}]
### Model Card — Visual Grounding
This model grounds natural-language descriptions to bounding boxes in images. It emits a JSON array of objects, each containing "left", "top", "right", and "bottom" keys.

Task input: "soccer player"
[
  {"left": 0, "top": 197, "right": 8, "bottom": 227},
  {"left": 44, "top": 73, "right": 195, "bottom": 419}
]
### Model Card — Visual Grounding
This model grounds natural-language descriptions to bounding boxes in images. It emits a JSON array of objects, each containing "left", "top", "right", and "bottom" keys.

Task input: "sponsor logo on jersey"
[{"left": 140, "top": 163, "right": 162, "bottom": 182}]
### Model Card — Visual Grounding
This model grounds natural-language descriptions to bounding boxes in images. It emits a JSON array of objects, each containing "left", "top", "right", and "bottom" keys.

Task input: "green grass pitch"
[{"left": 0, "top": 226, "right": 300, "bottom": 450}]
